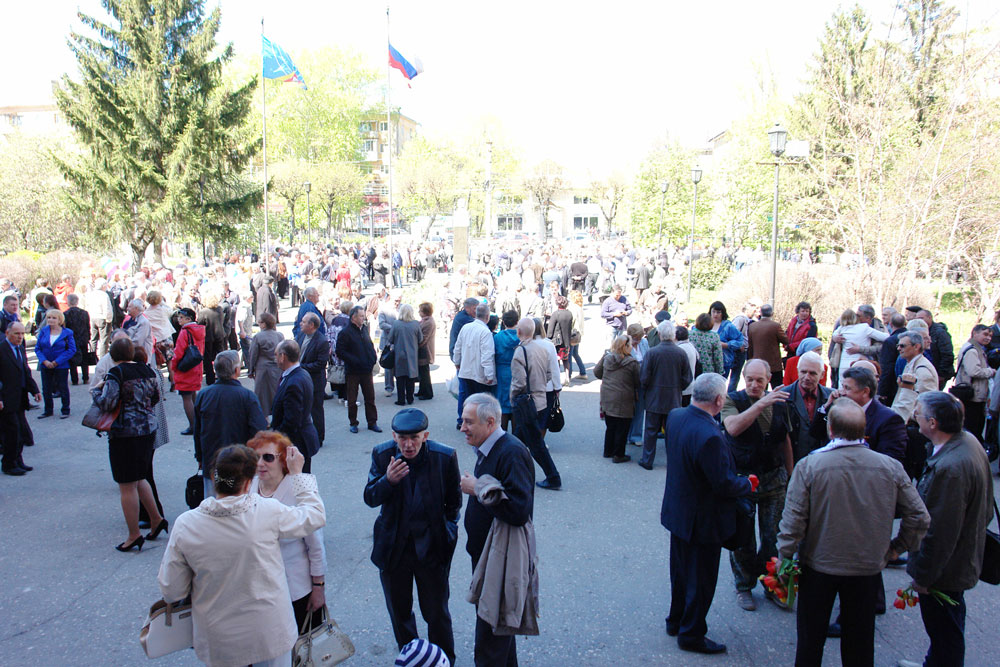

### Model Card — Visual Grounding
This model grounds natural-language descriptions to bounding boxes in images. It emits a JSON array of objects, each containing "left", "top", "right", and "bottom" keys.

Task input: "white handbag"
[
  {"left": 292, "top": 606, "right": 355, "bottom": 667},
  {"left": 139, "top": 598, "right": 193, "bottom": 658}
]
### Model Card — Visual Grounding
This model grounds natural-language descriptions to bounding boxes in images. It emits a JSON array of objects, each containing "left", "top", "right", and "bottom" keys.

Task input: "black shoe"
[
  {"left": 37, "top": 413, "right": 53, "bottom": 420},
  {"left": 368, "top": 424, "right": 382, "bottom": 433},
  {"left": 827, "top": 623, "right": 841, "bottom": 638},
  {"left": 324, "top": 393, "right": 335, "bottom": 400},
  {"left": 638, "top": 461, "right": 653, "bottom": 470},
  {"left": 418, "top": 395, "right": 433, "bottom": 400},
  {"left": 146, "top": 519, "right": 169, "bottom": 540},
  {"left": 887, "top": 556, "right": 908, "bottom": 568},
  {"left": 678, "top": 638, "right": 726, "bottom": 654},
  {"left": 24, "top": 441, "right": 34, "bottom": 447},
  {"left": 537, "top": 478, "right": 561, "bottom": 490},
  {"left": 115, "top": 536, "right": 144, "bottom": 552},
  {"left": 17, "top": 463, "right": 33, "bottom": 472},
  {"left": 2, "top": 467, "right": 26, "bottom": 476},
  {"left": 666, "top": 622, "right": 679, "bottom": 637},
  {"left": 60, "top": 413, "right": 70, "bottom": 419},
  {"left": 393, "top": 400, "right": 406, "bottom": 406},
  {"left": 612, "top": 455, "right": 632, "bottom": 463},
  {"left": 350, "top": 425, "right": 359, "bottom": 434},
  {"left": 180, "top": 427, "right": 194, "bottom": 436}
]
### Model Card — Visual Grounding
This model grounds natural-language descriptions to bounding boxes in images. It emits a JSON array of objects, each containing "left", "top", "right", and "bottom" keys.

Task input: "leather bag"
[
  {"left": 327, "top": 364, "right": 346, "bottom": 385},
  {"left": 185, "top": 470, "right": 204, "bottom": 509},
  {"left": 548, "top": 394, "right": 565, "bottom": 433},
  {"left": 292, "top": 606, "right": 355, "bottom": 667},
  {"left": 139, "top": 598, "right": 193, "bottom": 658},
  {"left": 980, "top": 499, "right": 1000, "bottom": 585},
  {"left": 176, "top": 329, "right": 203, "bottom": 372},
  {"left": 81, "top": 402, "right": 120, "bottom": 432},
  {"left": 379, "top": 345, "right": 395, "bottom": 370}
]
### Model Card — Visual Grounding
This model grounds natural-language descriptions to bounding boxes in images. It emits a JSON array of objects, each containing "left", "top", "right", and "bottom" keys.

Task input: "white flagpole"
[
  {"left": 261, "top": 18, "right": 270, "bottom": 267},
  {"left": 386, "top": 4, "right": 394, "bottom": 281}
]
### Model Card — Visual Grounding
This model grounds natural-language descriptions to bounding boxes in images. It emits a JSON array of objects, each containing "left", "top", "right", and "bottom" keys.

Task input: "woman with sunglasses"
[{"left": 248, "top": 430, "right": 328, "bottom": 631}]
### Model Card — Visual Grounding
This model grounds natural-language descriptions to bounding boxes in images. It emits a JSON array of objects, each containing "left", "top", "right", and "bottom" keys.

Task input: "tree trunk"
[{"left": 152, "top": 232, "right": 164, "bottom": 265}]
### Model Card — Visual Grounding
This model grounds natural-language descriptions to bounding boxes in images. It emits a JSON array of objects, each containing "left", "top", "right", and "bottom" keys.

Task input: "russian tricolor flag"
[{"left": 389, "top": 43, "right": 424, "bottom": 85}]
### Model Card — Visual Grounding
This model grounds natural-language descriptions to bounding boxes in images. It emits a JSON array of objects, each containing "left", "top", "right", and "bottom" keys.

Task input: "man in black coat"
[
  {"left": 0, "top": 322, "right": 40, "bottom": 475},
  {"left": 271, "top": 340, "right": 321, "bottom": 472},
  {"left": 662, "top": 373, "right": 754, "bottom": 654},
  {"left": 335, "top": 306, "right": 381, "bottom": 434},
  {"left": 296, "top": 313, "right": 330, "bottom": 446},
  {"left": 364, "top": 409, "right": 461, "bottom": 666},
  {"left": 877, "top": 312, "right": 909, "bottom": 404},
  {"left": 64, "top": 293, "right": 92, "bottom": 385},
  {"left": 255, "top": 276, "right": 279, "bottom": 324},
  {"left": 639, "top": 320, "right": 692, "bottom": 470},
  {"left": 459, "top": 393, "right": 534, "bottom": 667},
  {"left": 194, "top": 350, "right": 268, "bottom": 495}
]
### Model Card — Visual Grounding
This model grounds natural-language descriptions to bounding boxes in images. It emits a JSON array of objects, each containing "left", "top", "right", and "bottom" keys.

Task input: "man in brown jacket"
[{"left": 747, "top": 304, "right": 789, "bottom": 389}]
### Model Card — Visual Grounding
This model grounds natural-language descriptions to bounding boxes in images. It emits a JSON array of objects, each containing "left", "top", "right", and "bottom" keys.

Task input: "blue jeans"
[
  {"left": 728, "top": 349, "right": 747, "bottom": 392},
  {"left": 570, "top": 345, "right": 586, "bottom": 376},
  {"left": 40, "top": 367, "right": 70, "bottom": 415},
  {"left": 457, "top": 378, "right": 494, "bottom": 426}
]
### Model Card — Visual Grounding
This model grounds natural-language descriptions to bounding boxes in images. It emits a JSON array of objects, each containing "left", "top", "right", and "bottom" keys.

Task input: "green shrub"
[{"left": 690, "top": 258, "right": 731, "bottom": 291}]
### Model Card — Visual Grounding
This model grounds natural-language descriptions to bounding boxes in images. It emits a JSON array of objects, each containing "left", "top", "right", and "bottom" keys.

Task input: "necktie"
[
  {"left": 475, "top": 450, "right": 485, "bottom": 476},
  {"left": 12, "top": 344, "right": 19, "bottom": 363}
]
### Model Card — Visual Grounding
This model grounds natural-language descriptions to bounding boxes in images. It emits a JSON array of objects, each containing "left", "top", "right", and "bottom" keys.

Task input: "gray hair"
[
  {"left": 657, "top": 319, "right": 676, "bottom": 342},
  {"left": 67, "top": 293, "right": 80, "bottom": 306},
  {"left": 398, "top": 304, "right": 415, "bottom": 322},
  {"left": 464, "top": 392, "right": 501, "bottom": 425},
  {"left": 917, "top": 391, "right": 964, "bottom": 433},
  {"left": 213, "top": 350, "right": 241, "bottom": 379},
  {"left": 691, "top": 373, "right": 728, "bottom": 404},
  {"left": 797, "top": 351, "right": 824, "bottom": 370},
  {"left": 760, "top": 304, "right": 774, "bottom": 318},
  {"left": 475, "top": 303, "right": 491, "bottom": 321},
  {"left": 276, "top": 339, "right": 300, "bottom": 363},
  {"left": 857, "top": 304, "right": 876, "bottom": 318},
  {"left": 900, "top": 331, "right": 924, "bottom": 350},
  {"left": 339, "top": 300, "right": 353, "bottom": 314},
  {"left": 302, "top": 312, "right": 321, "bottom": 329},
  {"left": 463, "top": 297, "right": 479, "bottom": 312},
  {"left": 129, "top": 298, "right": 145, "bottom": 311},
  {"left": 304, "top": 286, "right": 318, "bottom": 300}
]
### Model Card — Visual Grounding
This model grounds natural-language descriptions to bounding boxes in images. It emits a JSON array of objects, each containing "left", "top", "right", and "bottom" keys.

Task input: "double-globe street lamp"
[
  {"left": 687, "top": 165, "right": 702, "bottom": 304},
  {"left": 767, "top": 123, "right": 788, "bottom": 306},
  {"left": 303, "top": 181, "right": 312, "bottom": 248}
]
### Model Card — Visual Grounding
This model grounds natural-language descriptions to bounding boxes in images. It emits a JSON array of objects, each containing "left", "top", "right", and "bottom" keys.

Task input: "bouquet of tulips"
[
  {"left": 760, "top": 556, "right": 799, "bottom": 607},
  {"left": 893, "top": 585, "right": 958, "bottom": 610}
]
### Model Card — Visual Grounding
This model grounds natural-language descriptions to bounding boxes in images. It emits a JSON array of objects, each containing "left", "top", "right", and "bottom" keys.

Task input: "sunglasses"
[{"left": 260, "top": 453, "right": 278, "bottom": 463}]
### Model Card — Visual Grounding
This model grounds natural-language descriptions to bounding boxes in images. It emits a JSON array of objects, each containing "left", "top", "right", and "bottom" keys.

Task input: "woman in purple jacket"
[{"left": 35, "top": 308, "right": 77, "bottom": 418}]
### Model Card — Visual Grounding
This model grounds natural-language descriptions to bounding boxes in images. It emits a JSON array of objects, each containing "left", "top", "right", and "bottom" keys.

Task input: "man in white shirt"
[{"left": 452, "top": 303, "right": 496, "bottom": 430}]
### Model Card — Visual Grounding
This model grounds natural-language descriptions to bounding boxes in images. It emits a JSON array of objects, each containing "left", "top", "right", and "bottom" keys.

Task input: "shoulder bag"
[
  {"left": 548, "top": 392, "right": 565, "bottom": 433},
  {"left": 139, "top": 598, "right": 193, "bottom": 658},
  {"left": 185, "top": 469, "right": 204, "bottom": 509},
  {"left": 82, "top": 366, "right": 122, "bottom": 432},
  {"left": 981, "top": 499, "right": 1000, "bottom": 585},
  {"left": 292, "top": 605, "right": 355, "bottom": 666},
  {"left": 176, "top": 329, "right": 203, "bottom": 373},
  {"left": 379, "top": 344, "right": 395, "bottom": 370},
  {"left": 948, "top": 348, "right": 975, "bottom": 402}
]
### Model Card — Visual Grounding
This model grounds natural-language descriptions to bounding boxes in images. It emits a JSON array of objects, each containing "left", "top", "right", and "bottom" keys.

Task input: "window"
[
  {"left": 573, "top": 216, "right": 598, "bottom": 230},
  {"left": 497, "top": 215, "right": 523, "bottom": 231},
  {"left": 500, "top": 195, "right": 523, "bottom": 207},
  {"left": 573, "top": 196, "right": 593, "bottom": 205},
  {"left": 380, "top": 164, "right": 389, "bottom": 174},
  {"left": 359, "top": 121, "right": 372, "bottom": 132},
  {"left": 379, "top": 121, "right": 388, "bottom": 132},
  {"left": 363, "top": 139, "right": 375, "bottom": 152},
  {"left": 360, "top": 164, "right": 373, "bottom": 174}
]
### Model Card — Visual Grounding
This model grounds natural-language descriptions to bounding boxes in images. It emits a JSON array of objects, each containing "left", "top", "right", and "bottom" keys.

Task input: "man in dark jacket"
[
  {"left": 782, "top": 352, "right": 833, "bottom": 462},
  {"left": 364, "top": 409, "right": 461, "bottom": 666},
  {"left": 459, "top": 393, "right": 534, "bottom": 667},
  {"left": 638, "top": 320, "right": 692, "bottom": 470},
  {"left": 271, "top": 340, "right": 322, "bottom": 472},
  {"left": 877, "top": 312, "right": 908, "bottom": 404},
  {"left": 335, "top": 306, "right": 381, "bottom": 434},
  {"left": 64, "top": 294, "right": 92, "bottom": 385},
  {"left": 291, "top": 286, "right": 327, "bottom": 340},
  {"left": 296, "top": 313, "right": 330, "bottom": 446},
  {"left": 662, "top": 373, "right": 755, "bottom": 654},
  {"left": 899, "top": 392, "right": 994, "bottom": 667},
  {"left": 0, "top": 322, "right": 40, "bottom": 476},
  {"left": 917, "top": 310, "right": 955, "bottom": 389},
  {"left": 194, "top": 350, "right": 268, "bottom": 495},
  {"left": 448, "top": 298, "right": 478, "bottom": 359}
]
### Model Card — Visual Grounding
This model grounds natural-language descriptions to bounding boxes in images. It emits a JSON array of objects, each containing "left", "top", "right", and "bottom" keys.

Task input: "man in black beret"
[{"left": 363, "top": 408, "right": 462, "bottom": 666}]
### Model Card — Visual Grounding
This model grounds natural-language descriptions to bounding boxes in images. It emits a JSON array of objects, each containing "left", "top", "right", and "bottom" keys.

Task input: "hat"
[
  {"left": 391, "top": 408, "right": 429, "bottom": 435},
  {"left": 395, "top": 639, "right": 450, "bottom": 667},
  {"left": 905, "top": 305, "right": 923, "bottom": 314},
  {"left": 654, "top": 310, "right": 672, "bottom": 323}
]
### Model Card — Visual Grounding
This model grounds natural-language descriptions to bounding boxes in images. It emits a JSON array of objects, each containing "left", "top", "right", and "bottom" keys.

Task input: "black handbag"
[
  {"left": 379, "top": 345, "right": 395, "bottom": 370},
  {"left": 185, "top": 470, "right": 204, "bottom": 509},
  {"left": 723, "top": 497, "right": 756, "bottom": 551},
  {"left": 949, "top": 348, "right": 976, "bottom": 402},
  {"left": 548, "top": 394, "right": 565, "bottom": 433},
  {"left": 176, "top": 329, "right": 203, "bottom": 373},
  {"left": 980, "top": 499, "right": 1000, "bottom": 585}
]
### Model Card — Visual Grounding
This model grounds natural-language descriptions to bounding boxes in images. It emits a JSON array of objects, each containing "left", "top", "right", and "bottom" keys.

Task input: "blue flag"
[{"left": 262, "top": 35, "right": 306, "bottom": 88}]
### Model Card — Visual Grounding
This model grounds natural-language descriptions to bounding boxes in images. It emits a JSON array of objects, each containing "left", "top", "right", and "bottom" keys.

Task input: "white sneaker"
[{"left": 897, "top": 661, "right": 921, "bottom": 667}]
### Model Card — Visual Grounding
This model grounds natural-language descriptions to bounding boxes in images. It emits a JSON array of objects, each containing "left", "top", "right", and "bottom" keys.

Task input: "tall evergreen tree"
[{"left": 54, "top": 0, "right": 261, "bottom": 265}]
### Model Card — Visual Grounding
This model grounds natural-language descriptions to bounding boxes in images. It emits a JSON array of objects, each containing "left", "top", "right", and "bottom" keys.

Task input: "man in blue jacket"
[
  {"left": 661, "top": 373, "right": 755, "bottom": 655},
  {"left": 291, "top": 286, "right": 326, "bottom": 340}
]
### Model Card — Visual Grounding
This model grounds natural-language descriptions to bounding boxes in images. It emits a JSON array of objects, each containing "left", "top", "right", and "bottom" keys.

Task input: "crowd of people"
[{"left": 1, "top": 236, "right": 1000, "bottom": 666}]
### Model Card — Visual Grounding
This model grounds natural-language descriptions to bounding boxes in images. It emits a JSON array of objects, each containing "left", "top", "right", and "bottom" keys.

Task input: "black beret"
[
  {"left": 905, "top": 305, "right": 923, "bottom": 313},
  {"left": 391, "top": 408, "right": 428, "bottom": 435},
  {"left": 654, "top": 310, "right": 672, "bottom": 322}
]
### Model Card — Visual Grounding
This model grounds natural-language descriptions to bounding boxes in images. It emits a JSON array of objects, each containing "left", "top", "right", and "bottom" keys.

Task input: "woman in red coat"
[{"left": 170, "top": 308, "right": 205, "bottom": 436}]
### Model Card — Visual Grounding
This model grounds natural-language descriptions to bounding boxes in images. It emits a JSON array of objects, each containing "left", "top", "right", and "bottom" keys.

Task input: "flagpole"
[
  {"left": 261, "top": 18, "right": 270, "bottom": 269},
  {"left": 386, "top": 4, "right": 394, "bottom": 282}
]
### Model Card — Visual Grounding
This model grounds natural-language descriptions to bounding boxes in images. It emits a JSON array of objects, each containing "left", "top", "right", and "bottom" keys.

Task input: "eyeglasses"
[
  {"left": 897, "top": 344, "right": 909, "bottom": 350},
  {"left": 260, "top": 453, "right": 278, "bottom": 463}
]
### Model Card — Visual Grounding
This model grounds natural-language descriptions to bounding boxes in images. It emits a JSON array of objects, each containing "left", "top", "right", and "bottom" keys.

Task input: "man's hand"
[
  {"left": 747, "top": 474, "right": 759, "bottom": 492},
  {"left": 910, "top": 580, "right": 929, "bottom": 595},
  {"left": 823, "top": 389, "right": 842, "bottom": 410},
  {"left": 759, "top": 389, "right": 790, "bottom": 408},
  {"left": 386, "top": 457, "right": 409, "bottom": 485},
  {"left": 33, "top": 393, "right": 41, "bottom": 403},
  {"left": 460, "top": 472, "right": 477, "bottom": 495},
  {"left": 832, "top": 333, "right": 845, "bottom": 345},
  {"left": 846, "top": 344, "right": 861, "bottom": 354}
]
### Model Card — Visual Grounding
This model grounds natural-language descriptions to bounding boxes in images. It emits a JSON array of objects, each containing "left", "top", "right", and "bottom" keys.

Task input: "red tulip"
[{"left": 894, "top": 599, "right": 906, "bottom": 610}]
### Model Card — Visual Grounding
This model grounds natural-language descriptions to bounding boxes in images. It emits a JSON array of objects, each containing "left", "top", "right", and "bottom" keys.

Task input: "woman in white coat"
[{"left": 157, "top": 444, "right": 325, "bottom": 667}]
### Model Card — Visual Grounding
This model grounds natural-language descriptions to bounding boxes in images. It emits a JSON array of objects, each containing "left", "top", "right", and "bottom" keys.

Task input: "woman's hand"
[
  {"left": 307, "top": 584, "right": 326, "bottom": 613},
  {"left": 286, "top": 446, "right": 305, "bottom": 474}
]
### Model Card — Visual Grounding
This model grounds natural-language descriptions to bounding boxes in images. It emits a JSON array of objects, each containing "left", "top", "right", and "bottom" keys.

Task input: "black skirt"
[{"left": 108, "top": 433, "right": 155, "bottom": 483}]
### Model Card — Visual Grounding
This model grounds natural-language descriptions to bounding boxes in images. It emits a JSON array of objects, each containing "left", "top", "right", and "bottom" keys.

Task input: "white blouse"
[
  {"left": 157, "top": 474, "right": 325, "bottom": 667},
  {"left": 250, "top": 475, "right": 328, "bottom": 601}
]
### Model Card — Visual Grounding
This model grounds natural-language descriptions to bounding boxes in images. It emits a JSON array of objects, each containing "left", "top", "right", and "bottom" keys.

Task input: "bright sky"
[{"left": 4, "top": 0, "right": 998, "bottom": 176}]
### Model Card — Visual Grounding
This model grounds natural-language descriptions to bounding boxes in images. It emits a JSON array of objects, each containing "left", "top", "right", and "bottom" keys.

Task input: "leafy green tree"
[
  {"left": 628, "top": 141, "right": 711, "bottom": 247},
  {"left": 54, "top": 0, "right": 261, "bottom": 266},
  {"left": 523, "top": 160, "right": 565, "bottom": 240},
  {"left": 311, "top": 162, "right": 366, "bottom": 237},
  {"left": 396, "top": 136, "right": 461, "bottom": 240},
  {"left": 590, "top": 175, "right": 627, "bottom": 237},
  {"left": 271, "top": 161, "right": 311, "bottom": 246}
]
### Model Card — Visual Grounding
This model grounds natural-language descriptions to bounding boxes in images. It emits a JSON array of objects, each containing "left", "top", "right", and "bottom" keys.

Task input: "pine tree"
[{"left": 54, "top": 0, "right": 261, "bottom": 265}]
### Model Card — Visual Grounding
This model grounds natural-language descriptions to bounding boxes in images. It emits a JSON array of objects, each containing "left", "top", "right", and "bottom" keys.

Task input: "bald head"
[
  {"left": 516, "top": 317, "right": 535, "bottom": 341},
  {"left": 5, "top": 321, "right": 25, "bottom": 346},
  {"left": 827, "top": 398, "right": 866, "bottom": 441}
]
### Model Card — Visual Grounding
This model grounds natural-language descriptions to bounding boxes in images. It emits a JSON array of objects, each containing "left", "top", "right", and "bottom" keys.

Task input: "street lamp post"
[
  {"left": 198, "top": 176, "right": 206, "bottom": 266},
  {"left": 687, "top": 166, "right": 702, "bottom": 304},
  {"left": 767, "top": 123, "right": 787, "bottom": 306},
  {"left": 304, "top": 181, "right": 311, "bottom": 248},
  {"left": 656, "top": 180, "right": 668, "bottom": 258}
]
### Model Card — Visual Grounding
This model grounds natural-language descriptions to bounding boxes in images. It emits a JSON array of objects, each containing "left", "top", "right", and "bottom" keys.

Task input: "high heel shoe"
[
  {"left": 146, "top": 519, "right": 169, "bottom": 540},
  {"left": 115, "top": 536, "right": 144, "bottom": 552}
]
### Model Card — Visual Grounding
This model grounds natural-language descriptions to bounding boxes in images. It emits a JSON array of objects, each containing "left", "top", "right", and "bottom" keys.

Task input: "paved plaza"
[{"left": 2, "top": 301, "right": 1000, "bottom": 666}]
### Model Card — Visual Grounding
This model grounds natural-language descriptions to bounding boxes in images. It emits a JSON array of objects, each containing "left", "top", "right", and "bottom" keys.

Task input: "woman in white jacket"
[
  {"left": 157, "top": 444, "right": 325, "bottom": 667},
  {"left": 831, "top": 308, "right": 889, "bottom": 387}
]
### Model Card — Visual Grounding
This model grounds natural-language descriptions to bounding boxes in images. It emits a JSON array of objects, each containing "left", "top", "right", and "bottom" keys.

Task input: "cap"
[
  {"left": 395, "top": 639, "right": 450, "bottom": 667},
  {"left": 654, "top": 310, "right": 672, "bottom": 323},
  {"left": 391, "top": 408, "right": 429, "bottom": 435},
  {"left": 905, "top": 305, "right": 923, "bottom": 313}
]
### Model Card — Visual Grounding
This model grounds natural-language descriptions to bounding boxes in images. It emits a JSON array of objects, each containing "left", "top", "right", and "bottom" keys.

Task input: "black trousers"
[
  {"left": 0, "top": 410, "right": 25, "bottom": 471},
  {"left": 796, "top": 565, "right": 878, "bottom": 667},
  {"left": 475, "top": 613, "right": 517, "bottom": 667},
  {"left": 603, "top": 415, "right": 630, "bottom": 458},
  {"left": 771, "top": 370, "right": 784, "bottom": 390},
  {"left": 310, "top": 380, "right": 325, "bottom": 445},
  {"left": 416, "top": 364, "right": 433, "bottom": 399},
  {"left": 666, "top": 534, "right": 721, "bottom": 641},
  {"left": 292, "top": 593, "right": 325, "bottom": 634},
  {"left": 346, "top": 373, "right": 378, "bottom": 427},
  {"left": 919, "top": 588, "right": 965, "bottom": 667},
  {"left": 963, "top": 400, "right": 986, "bottom": 443},
  {"left": 380, "top": 546, "right": 455, "bottom": 665},
  {"left": 69, "top": 360, "right": 90, "bottom": 384},
  {"left": 396, "top": 376, "right": 416, "bottom": 404}
]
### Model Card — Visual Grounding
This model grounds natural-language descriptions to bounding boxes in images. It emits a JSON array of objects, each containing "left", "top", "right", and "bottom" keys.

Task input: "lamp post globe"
[{"left": 768, "top": 123, "right": 788, "bottom": 158}]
